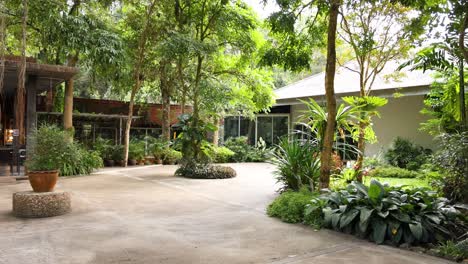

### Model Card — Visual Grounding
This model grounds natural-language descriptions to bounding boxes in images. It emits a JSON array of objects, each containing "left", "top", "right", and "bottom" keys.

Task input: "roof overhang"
[
  {"left": 1, "top": 57, "right": 79, "bottom": 95},
  {"left": 274, "top": 85, "right": 430, "bottom": 106}
]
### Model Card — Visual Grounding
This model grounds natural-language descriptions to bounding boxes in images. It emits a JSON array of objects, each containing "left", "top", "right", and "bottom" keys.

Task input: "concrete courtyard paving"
[{"left": 0, "top": 163, "right": 452, "bottom": 264}]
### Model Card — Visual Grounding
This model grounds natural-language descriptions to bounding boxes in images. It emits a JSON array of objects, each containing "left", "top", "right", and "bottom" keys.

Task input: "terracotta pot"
[
  {"left": 155, "top": 159, "right": 163, "bottom": 165},
  {"left": 28, "top": 170, "right": 59, "bottom": 192},
  {"left": 138, "top": 160, "right": 145, "bottom": 166},
  {"left": 104, "top": 159, "right": 115, "bottom": 167},
  {"left": 128, "top": 159, "right": 137, "bottom": 166}
]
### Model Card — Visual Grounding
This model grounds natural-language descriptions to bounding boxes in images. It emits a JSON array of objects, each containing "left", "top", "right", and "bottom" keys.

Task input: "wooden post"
[{"left": 26, "top": 75, "right": 37, "bottom": 140}]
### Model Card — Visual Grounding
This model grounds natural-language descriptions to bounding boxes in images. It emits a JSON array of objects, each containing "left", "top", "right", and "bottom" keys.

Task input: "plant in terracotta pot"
[
  {"left": 149, "top": 137, "right": 168, "bottom": 165},
  {"left": 25, "top": 125, "right": 70, "bottom": 192},
  {"left": 94, "top": 137, "right": 114, "bottom": 167},
  {"left": 112, "top": 145, "right": 125, "bottom": 167}
]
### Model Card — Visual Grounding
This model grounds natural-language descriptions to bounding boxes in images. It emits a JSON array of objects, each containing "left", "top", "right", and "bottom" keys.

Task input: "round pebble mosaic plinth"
[{"left": 12, "top": 191, "right": 71, "bottom": 218}]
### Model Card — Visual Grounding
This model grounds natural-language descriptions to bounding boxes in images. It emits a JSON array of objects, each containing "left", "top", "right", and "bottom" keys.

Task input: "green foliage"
[
  {"left": 384, "top": 137, "right": 431, "bottom": 170},
  {"left": 223, "top": 137, "right": 270, "bottom": 162},
  {"left": 146, "top": 136, "right": 170, "bottom": 160},
  {"left": 111, "top": 145, "right": 125, "bottom": 161},
  {"left": 369, "top": 166, "right": 422, "bottom": 179},
  {"left": 94, "top": 137, "right": 114, "bottom": 160},
  {"left": 128, "top": 139, "right": 146, "bottom": 160},
  {"left": 26, "top": 125, "right": 102, "bottom": 176},
  {"left": 267, "top": 188, "right": 317, "bottom": 224},
  {"left": 432, "top": 239, "right": 468, "bottom": 262},
  {"left": 175, "top": 163, "right": 236, "bottom": 179},
  {"left": 161, "top": 148, "right": 182, "bottom": 164},
  {"left": 175, "top": 114, "right": 217, "bottom": 164},
  {"left": 432, "top": 132, "right": 468, "bottom": 203},
  {"left": 270, "top": 138, "right": 321, "bottom": 192},
  {"left": 207, "top": 145, "right": 235, "bottom": 163},
  {"left": 315, "top": 180, "right": 467, "bottom": 245}
]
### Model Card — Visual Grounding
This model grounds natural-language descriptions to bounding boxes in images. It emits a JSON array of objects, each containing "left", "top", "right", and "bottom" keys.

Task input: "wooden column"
[{"left": 26, "top": 75, "right": 37, "bottom": 143}]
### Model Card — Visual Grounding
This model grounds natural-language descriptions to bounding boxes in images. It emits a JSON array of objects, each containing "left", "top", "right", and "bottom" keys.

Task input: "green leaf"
[
  {"left": 358, "top": 208, "right": 374, "bottom": 232},
  {"left": 339, "top": 209, "right": 359, "bottom": 229},
  {"left": 371, "top": 220, "right": 387, "bottom": 244},
  {"left": 368, "top": 180, "right": 384, "bottom": 202},
  {"left": 409, "top": 222, "right": 423, "bottom": 240},
  {"left": 331, "top": 213, "right": 341, "bottom": 229}
]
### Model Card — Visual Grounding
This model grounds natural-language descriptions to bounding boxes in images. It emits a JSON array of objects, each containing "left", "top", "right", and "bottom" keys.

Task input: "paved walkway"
[{"left": 0, "top": 163, "right": 452, "bottom": 264}]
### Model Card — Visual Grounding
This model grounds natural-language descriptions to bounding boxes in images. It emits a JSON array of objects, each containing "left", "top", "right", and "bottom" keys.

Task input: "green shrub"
[
  {"left": 267, "top": 188, "right": 316, "bottom": 224},
  {"left": 94, "top": 137, "right": 114, "bottom": 160},
  {"left": 432, "top": 132, "right": 468, "bottom": 203},
  {"left": 128, "top": 139, "right": 146, "bottom": 161},
  {"left": 211, "top": 146, "right": 235, "bottom": 163},
  {"left": 224, "top": 136, "right": 270, "bottom": 162},
  {"left": 175, "top": 163, "right": 236, "bottom": 179},
  {"left": 26, "top": 125, "right": 102, "bottom": 176},
  {"left": 147, "top": 136, "right": 170, "bottom": 160},
  {"left": 270, "top": 138, "right": 321, "bottom": 192},
  {"left": 368, "top": 166, "right": 422, "bottom": 178},
  {"left": 314, "top": 180, "right": 467, "bottom": 245},
  {"left": 161, "top": 148, "right": 182, "bottom": 164},
  {"left": 384, "top": 137, "right": 431, "bottom": 170}
]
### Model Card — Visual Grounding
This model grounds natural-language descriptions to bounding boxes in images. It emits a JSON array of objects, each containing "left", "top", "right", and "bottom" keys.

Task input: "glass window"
[
  {"left": 273, "top": 116, "right": 289, "bottom": 144},
  {"left": 257, "top": 116, "right": 273, "bottom": 146},
  {"left": 239, "top": 117, "right": 256, "bottom": 145},
  {"left": 224, "top": 116, "right": 239, "bottom": 141}
]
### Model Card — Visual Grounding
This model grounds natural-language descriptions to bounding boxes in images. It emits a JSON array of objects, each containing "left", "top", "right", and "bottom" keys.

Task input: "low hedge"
[
  {"left": 369, "top": 166, "right": 422, "bottom": 178},
  {"left": 175, "top": 163, "right": 236, "bottom": 179}
]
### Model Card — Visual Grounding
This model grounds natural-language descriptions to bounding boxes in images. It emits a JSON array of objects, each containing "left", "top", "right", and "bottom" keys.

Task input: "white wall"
[{"left": 288, "top": 94, "right": 434, "bottom": 157}]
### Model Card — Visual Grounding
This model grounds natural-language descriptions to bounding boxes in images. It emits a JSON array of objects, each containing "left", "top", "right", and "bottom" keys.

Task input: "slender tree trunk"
[
  {"left": 122, "top": 0, "right": 157, "bottom": 166},
  {"left": 0, "top": 3, "right": 5, "bottom": 94},
  {"left": 319, "top": 0, "right": 340, "bottom": 190},
  {"left": 15, "top": 0, "right": 28, "bottom": 145},
  {"left": 161, "top": 63, "right": 171, "bottom": 141},
  {"left": 63, "top": 55, "right": 78, "bottom": 140},
  {"left": 460, "top": 59, "right": 466, "bottom": 128},
  {"left": 212, "top": 117, "right": 219, "bottom": 146},
  {"left": 355, "top": 118, "right": 366, "bottom": 182}
]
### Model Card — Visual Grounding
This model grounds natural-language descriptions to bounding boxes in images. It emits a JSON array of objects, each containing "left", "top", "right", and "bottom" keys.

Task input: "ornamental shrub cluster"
[
  {"left": 368, "top": 166, "right": 422, "bottom": 179},
  {"left": 384, "top": 137, "right": 431, "bottom": 170},
  {"left": 304, "top": 180, "right": 467, "bottom": 246},
  {"left": 224, "top": 136, "right": 270, "bottom": 162},
  {"left": 175, "top": 163, "right": 236, "bottom": 179}
]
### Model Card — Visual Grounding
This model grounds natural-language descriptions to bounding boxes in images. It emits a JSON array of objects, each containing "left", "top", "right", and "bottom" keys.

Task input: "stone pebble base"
[{"left": 12, "top": 191, "right": 71, "bottom": 218}]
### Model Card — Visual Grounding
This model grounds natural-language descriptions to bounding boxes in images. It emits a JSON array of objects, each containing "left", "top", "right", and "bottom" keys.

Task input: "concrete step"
[{"left": 0, "top": 176, "right": 17, "bottom": 184}]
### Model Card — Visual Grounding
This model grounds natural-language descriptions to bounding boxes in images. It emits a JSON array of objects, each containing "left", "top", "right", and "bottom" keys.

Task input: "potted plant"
[
  {"left": 149, "top": 138, "right": 167, "bottom": 165},
  {"left": 112, "top": 145, "right": 125, "bottom": 167},
  {"left": 25, "top": 125, "right": 70, "bottom": 192},
  {"left": 95, "top": 137, "right": 114, "bottom": 167}
]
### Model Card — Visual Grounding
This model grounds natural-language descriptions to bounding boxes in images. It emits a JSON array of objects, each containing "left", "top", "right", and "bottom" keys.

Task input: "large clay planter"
[
  {"left": 104, "top": 159, "right": 115, "bottom": 167},
  {"left": 28, "top": 170, "right": 59, "bottom": 192},
  {"left": 128, "top": 159, "right": 137, "bottom": 166}
]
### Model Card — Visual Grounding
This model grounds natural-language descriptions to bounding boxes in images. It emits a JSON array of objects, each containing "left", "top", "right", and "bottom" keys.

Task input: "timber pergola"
[{"left": 0, "top": 56, "right": 78, "bottom": 146}]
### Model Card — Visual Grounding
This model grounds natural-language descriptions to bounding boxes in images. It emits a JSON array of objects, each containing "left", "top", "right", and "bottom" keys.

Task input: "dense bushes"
[
  {"left": 270, "top": 138, "right": 321, "bottom": 192},
  {"left": 305, "top": 180, "right": 467, "bottom": 246},
  {"left": 267, "top": 188, "right": 320, "bottom": 226},
  {"left": 384, "top": 137, "right": 431, "bottom": 170},
  {"left": 224, "top": 136, "right": 270, "bottom": 162},
  {"left": 368, "top": 166, "right": 422, "bottom": 178},
  {"left": 27, "top": 125, "right": 103, "bottom": 176},
  {"left": 175, "top": 163, "right": 237, "bottom": 179},
  {"left": 432, "top": 132, "right": 468, "bottom": 203}
]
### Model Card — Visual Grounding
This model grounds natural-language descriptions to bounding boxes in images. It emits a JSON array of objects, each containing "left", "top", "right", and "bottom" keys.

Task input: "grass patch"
[{"left": 364, "top": 176, "right": 430, "bottom": 188}]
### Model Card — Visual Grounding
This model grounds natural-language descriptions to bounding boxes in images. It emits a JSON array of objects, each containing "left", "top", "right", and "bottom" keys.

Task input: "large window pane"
[
  {"left": 239, "top": 117, "right": 256, "bottom": 145},
  {"left": 273, "top": 116, "right": 289, "bottom": 144},
  {"left": 257, "top": 116, "right": 273, "bottom": 146},
  {"left": 224, "top": 116, "right": 239, "bottom": 141}
]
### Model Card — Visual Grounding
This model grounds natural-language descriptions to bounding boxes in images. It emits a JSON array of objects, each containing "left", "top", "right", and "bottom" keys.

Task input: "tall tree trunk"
[
  {"left": 0, "top": 3, "right": 5, "bottom": 95},
  {"left": 319, "top": 0, "right": 340, "bottom": 190},
  {"left": 63, "top": 55, "right": 78, "bottom": 140},
  {"left": 460, "top": 58, "right": 466, "bottom": 128},
  {"left": 15, "top": 0, "right": 28, "bottom": 145},
  {"left": 122, "top": 0, "right": 157, "bottom": 166},
  {"left": 212, "top": 117, "right": 219, "bottom": 146},
  {"left": 161, "top": 63, "right": 171, "bottom": 141}
]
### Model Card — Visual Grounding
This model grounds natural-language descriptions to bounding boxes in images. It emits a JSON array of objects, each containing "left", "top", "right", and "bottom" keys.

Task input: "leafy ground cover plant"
[
  {"left": 431, "top": 239, "right": 468, "bottom": 262},
  {"left": 305, "top": 180, "right": 467, "bottom": 246},
  {"left": 267, "top": 187, "right": 322, "bottom": 226},
  {"left": 224, "top": 136, "right": 270, "bottom": 162},
  {"left": 270, "top": 138, "right": 321, "bottom": 192}
]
